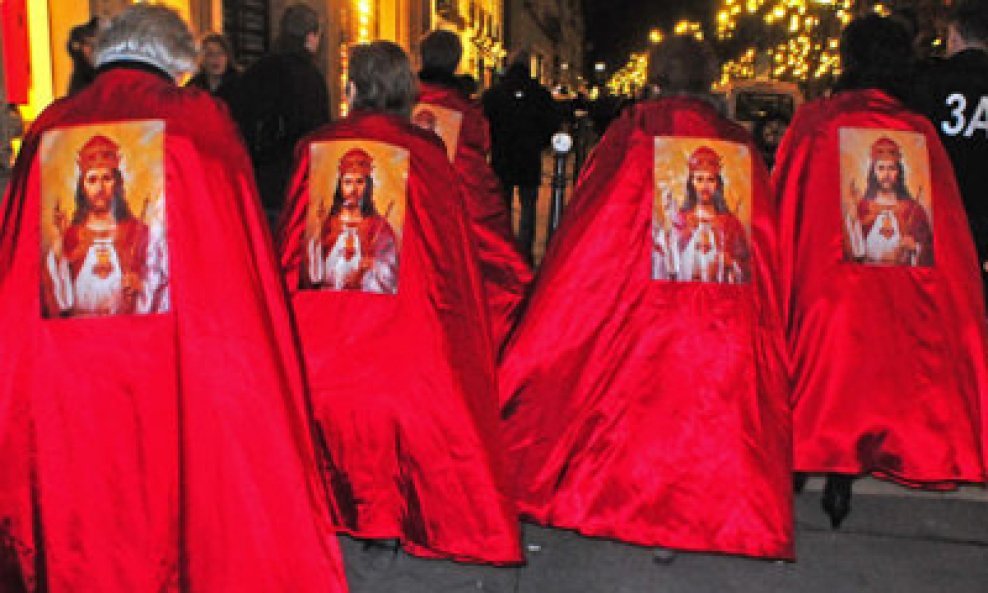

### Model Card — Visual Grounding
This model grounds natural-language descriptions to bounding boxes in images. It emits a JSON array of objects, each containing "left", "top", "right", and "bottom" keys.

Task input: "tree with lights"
[{"left": 715, "top": 0, "right": 856, "bottom": 90}]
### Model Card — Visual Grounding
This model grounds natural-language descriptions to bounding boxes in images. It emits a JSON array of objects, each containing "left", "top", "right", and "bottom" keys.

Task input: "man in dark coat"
[
  {"left": 482, "top": 53, "right": 561, "bottom": 263},
  {"left": 911, "top": 0, "right": 988, "bottom": 302},
  {"left": 225, "top": 3, "right": 330, "bottom": 221}
]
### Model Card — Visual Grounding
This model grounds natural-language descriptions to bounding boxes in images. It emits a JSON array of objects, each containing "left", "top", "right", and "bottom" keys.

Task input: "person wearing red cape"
[
  {"left": 498, "top": 37, "right": 793, "bottom": 560},
  {"left": 0, "top": 6, "right": 348, "bottom": 593},
  {"left": 276, "top": 41, "right": 521, "bottom": 564},
  {"left": 773, "top": 15, "right": 988, "bottom": 528},
  {"left": 412, "top": 30, "right": 532, "bottom": 352}
]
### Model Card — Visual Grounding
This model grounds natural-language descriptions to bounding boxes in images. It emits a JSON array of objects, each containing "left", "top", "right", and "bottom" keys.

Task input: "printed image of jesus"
[
  {"left": 306, "top": 147, "right": 400, "bottom": 293},
  {"left": 653, "top": 143, "right": 751, "bottom": 284},
  {"left": 842, "top": 134, "right": 933, "bottom": 266},
  {"left": 411, "top": 103, "right": 463, "bottom": 162},
  {"left": 42, "top": 129, "right": 168, "bottom": 318}
]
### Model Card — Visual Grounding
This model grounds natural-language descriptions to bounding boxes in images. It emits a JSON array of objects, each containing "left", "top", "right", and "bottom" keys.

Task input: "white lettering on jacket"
[{"left": 942, "top": 93, "right": 988, "bottom": 138}]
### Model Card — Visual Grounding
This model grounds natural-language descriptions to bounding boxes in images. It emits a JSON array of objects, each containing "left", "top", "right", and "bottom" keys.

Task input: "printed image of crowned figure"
[
  {"left": 307, "top": 147, "right": 399, "bottom": 293},
  {"left": 655, "top": 145, "right": 750, "bottom": 283},
  {"left": 845, "top": 136, "right": 934, "bottom": 266},
  {"left": 43, "top": 134, "right": 168, "bottom": 317}
]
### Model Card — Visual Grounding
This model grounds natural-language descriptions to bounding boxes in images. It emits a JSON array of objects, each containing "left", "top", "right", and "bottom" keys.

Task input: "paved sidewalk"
[{"left": 339, "top": 481, "right": 988, "bottom": 593}]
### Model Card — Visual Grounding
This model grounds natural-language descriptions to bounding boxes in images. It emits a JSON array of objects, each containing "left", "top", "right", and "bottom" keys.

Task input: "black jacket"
[
  {"left": 481, "top": 65, "right": 561, "bottom": 187},
  {"left": 224, "top": 51, "right": 330, "bottom": 209},
  {"left": 911, "top": 49, "right": 988, "bottom": 262}
]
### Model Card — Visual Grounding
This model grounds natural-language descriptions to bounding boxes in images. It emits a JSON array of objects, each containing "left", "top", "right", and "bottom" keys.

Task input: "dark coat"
[
  {"left": 911, "top": 49, "right": 988, "bottom": 271},
  {"left": 185, "top": 67, "right": 240, "bottom": 98},
  {"left": 481, "top": 64, "right": 561, "bottom": 187},
  {"left": 224, "top": 51, "right": 330, "bottom": 210}
]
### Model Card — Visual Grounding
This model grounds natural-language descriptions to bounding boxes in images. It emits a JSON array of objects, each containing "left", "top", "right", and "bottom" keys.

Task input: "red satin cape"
[
  {"left": 416, "top": 82, "right": 533, "bottom": 352},
  {"left": 0, "top": 69, "right": 348, "bottom": 592},
  {"left": 499, "top": 98, "right": 794, "bottom": 559},
  {"left": 276, "top": 111, "right": 522, "bottom": 564},
  {"left": 773, "top": 89, "right": 988, "bottom": 486}
]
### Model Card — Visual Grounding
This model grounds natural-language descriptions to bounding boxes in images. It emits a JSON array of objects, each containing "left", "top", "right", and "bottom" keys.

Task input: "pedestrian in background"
[
  {"left": 226, "top": 3, "right": 329, "bottom": 222},
  {"left": 66, "top": 17, "right": 100, "bottom": 96},
  {"left": 482, "top": 51, "right": 561, "bottom": 264},
  {"left": 186, "top": 33, "right": 239, "bottom": 97},
  {"left": 911, "top": 0, "right": 988, "bottom": 303},
  {"left": 414, "top": 30, "right": 532, "bottom": 353}
]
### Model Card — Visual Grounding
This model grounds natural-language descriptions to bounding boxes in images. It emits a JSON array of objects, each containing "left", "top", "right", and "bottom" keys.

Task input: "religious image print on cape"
[
  {"left": 40, "top": 121, "right": 167, "bottom": 318},
  {"left": 412, "top": 103, "right": 463, "bottom": 162},
  {"left": 839, "top": 128, "right": 933, "bottom": 267},
  {"left": 303, "top": 141, "right": 407, "bottom": 294},
  {"left": 653, "top": 138, "right": 751, "bottom": 284}
]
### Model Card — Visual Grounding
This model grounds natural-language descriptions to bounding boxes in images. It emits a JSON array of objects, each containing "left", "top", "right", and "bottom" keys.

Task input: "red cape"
[
  {"left": 773, "top": 89, "right": 988, "bottom": 486},
  {"left": 416, "top": 82, "right": 532, "bottom": 352},
  {"left": 499, "top": 98, "right": 793, "bottom": 559},
  {"left": 0, "top": 68, "right": 347, "bottom": 591},
  {"left": 276, "top": 111, "right": 521, "bottom": 564}
]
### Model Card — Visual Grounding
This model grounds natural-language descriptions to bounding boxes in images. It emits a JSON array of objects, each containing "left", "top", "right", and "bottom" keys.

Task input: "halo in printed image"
[
  {"left": 652, "top": 137, "right": 752, "bottom": 284},
  {"left": 303, "top": 140, "right": 408, "bottom": 294},
  {"left": 412, "top": 103, "right": 464, "bottom": 161},
  {"left": 39, "top": 120, "right": 168, "bottom": 318},
  {"left": 839, "top": 128, "right": 933, "bottom": 267}
]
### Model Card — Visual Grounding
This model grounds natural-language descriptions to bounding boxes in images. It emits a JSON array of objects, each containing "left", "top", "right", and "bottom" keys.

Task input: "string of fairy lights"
[{"left": 607, "top": 1, "right": 896, "bottom": 96}]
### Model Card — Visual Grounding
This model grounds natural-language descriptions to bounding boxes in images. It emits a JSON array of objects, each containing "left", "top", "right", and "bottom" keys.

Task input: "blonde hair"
[{"left": 94, "top": 4, "right": 196, "bottom": 80}]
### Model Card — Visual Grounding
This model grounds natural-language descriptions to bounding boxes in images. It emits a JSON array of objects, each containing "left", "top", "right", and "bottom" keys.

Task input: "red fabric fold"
[{"left": 499, "top": 98, "right": 794, "bottom": 559}]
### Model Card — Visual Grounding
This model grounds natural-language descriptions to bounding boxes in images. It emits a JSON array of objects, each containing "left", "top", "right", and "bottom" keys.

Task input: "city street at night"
[{"left": 3, "top": 2, "right": 988, "bottom": 593}]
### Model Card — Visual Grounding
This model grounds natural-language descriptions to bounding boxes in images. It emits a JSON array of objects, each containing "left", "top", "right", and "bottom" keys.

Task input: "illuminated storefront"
[
  {"left": 433, "top": 0, "right": 507, "bottom": 88},
  {"left": 2, "top": 0, "right": 510, "bottom": 123},
  {"left": 2, "top": 0, "right": 222, "bottom": 121}
]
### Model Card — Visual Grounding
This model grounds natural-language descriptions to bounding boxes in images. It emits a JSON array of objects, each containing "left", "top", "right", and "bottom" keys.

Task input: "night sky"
[{"left": 583, "top": 0, "right": 718, "bottom": 70}]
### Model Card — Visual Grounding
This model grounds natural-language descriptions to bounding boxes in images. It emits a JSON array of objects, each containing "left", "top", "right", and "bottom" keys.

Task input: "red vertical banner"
[{"left": 2, "top": 0, "right": 31, "bottom": 104}]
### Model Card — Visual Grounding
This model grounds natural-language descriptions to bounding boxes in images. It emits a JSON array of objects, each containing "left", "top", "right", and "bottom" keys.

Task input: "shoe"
[
  {"left": 821, "top": 474, "right": 853, "bottom": 529},
  {"left": 793, "top": 472, "right": 809, "bottom": 494},
  {"left": 652, "top": 547, "right": 677, "bottom": 565}
]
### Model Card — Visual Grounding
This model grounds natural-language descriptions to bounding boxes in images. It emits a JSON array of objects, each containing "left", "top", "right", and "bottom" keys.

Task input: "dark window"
[{"left": 223, "top": 0, "right": 270, "bottom": 67}]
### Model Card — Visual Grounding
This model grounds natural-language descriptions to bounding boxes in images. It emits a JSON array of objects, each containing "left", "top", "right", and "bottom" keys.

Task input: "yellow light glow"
[{"left": 25, "top": 0, "right": 54, "bottom": 122}]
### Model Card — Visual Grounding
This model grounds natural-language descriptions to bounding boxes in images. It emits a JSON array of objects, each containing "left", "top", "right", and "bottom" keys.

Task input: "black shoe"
[
  {"left": 652, "top": 547, "right": 677, "bottom": 565},
  {"left": 821, "top": 474, "right": 853, "bottom": 529},
  {"left": 793, "top": 472, "right": 809, "bottom": 494}
]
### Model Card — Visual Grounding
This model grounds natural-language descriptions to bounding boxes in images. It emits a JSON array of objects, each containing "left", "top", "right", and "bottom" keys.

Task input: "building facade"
[
  {"left": 1, "top": 0, "right": 514, "bottom": 122},
  {"left": 504, "top": 0, "right": 584, "bottom": 91}
]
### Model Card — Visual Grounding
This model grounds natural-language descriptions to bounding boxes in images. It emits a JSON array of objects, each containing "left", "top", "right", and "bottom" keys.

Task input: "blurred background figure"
[
  {"left": 186, "top": 33, "right": 239, "bottom": 97},
  {"left": 226, "top": 3, "right": 329, "bottom": 222},
  {"left": 455, "top": 73, "right": 478, "bottom": 99},
  {"left": 66, "top": 17, "right": 100, "bottom": 96},
  {"left": 911, "top": 0, "right": 988, "bottom": 303},
  {"left": 752, "top": 111, "right": 790, "bottom": 171},
  {"left": 482, "top": 50, "right": 561, "bottom": 264}
]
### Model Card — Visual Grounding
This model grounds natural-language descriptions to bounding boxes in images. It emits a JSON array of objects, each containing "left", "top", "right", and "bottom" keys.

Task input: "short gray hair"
[
  {"left": 94, "top": 4, "right": 196, "bottom": 80},
  {"left": 349, "top": 41, "right": 417, "bottom": 118}
]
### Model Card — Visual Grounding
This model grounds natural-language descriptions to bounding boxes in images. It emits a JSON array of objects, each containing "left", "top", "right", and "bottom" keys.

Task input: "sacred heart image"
[
  {"left": 412, "top": 103, "right": 464, "bottom": 162},
  {"left": 303, "top": 140, "right": 408, "bottom": 294},
  {"left": 839, "top": 128, "right": 933, "bottom": 267},
  {"left": 652, "top": 137, "right": 752, "bottom": 284},
  {"left": 40, "top": 120, "right": 168, "bottom": 319}
]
